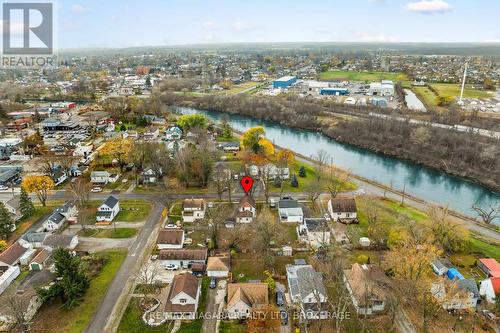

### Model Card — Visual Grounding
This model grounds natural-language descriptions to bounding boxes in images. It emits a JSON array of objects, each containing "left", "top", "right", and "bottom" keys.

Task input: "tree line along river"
[{"left": 176, "top": 107, "right": 500, "bottom": 220}]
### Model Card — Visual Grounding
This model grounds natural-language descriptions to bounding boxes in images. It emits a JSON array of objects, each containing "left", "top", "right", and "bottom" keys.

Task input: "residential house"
[
  {"left": 286, "top": 263, "right": 328, "bottom": 319},
  {"left": 2, "top": 196, "right": 22, "bottom": 221},
  {"left": 29, "top": 249, "right": 51, "bottom": 271},
  {"left": 226, "top": 283, "right": 268, "bottom": 319},
  {"left": 343, "top": 263, "right": 390, "bottom": 315},
  {"left": 182, "top": 199, "right": 206, "bottom": 223},
  {"left": 431, "top": 258, "right": 454, "bottom": 276},
  {"left": 143, "top": 126, "right": 160, "bottom": 140},
  {"left": 297, "top": 218, "right": 331, "bottom": 248},
  {"left": 90, "top": 171, "right": 110, "bottom": 184},
  {"left": 19, "top": 249, "right": 37, "bottom": 266},
  {"left": 479, "top": 277, "right": 500, "bottom": 303},
  {"left": 141, "top": 168, "right": 160, "bottom": 184},
  {"left": 42, "top": 234, "right": 78, "bottom": 251},
  {"left": 278, "top": 198, "right": 303, "bottom": 223},
  {"left": 0, "top": 243, "right": 28, "bottom": 266},
  {"left": 19, "top": 232, "right": 47, "bottom": 249},
  {"left": 0, "top": 264, "right": 21, "bottom": 295},
  {"left": 40, "top": 212, "right": 66, "bottom": 232},
  {"left": 96, "top": 196, "right": 120, "bottom": 223},
  {"left": 165, "top": 126, "right": 182, "bottom": 140},
  {"left": 431, "top": 278, "right": 480, "bottom": 310},
  {"left": 157, "top": 228, "right": 185, "bottom": 250},
  {"left": 328, "top": 198, "right": 358, "bottom": 224},
  {"left": 51, "top": 167, "right": 67, "bottom": 185},
  {"left": 164, "top": 273, "right": 201, "bottom": 320},
  {"left": 54, "top": 202, "right": 78, "bottom": 224},
  {"left": 206, "top": 254, "right": 230, "bottom": 278},
  {"left": 478, "top": 258, "right": 500, "bottom": 277},
  {"left": 220, "top": 142, "right": 240, "bottom": 152},
  {"left": 260, "top": 163, "right": 290, "bottom": 180},
  {"left": 158, "top": 249, "right": 208, "bottom": 269},
  {"left": 235, "top": 195, "right": 256, "bottom": 224}
]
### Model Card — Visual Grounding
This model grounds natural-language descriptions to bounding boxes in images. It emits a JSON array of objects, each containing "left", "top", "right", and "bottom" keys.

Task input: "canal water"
[{"left": 176, "top": 107, "right": 499, "bottom": 219}]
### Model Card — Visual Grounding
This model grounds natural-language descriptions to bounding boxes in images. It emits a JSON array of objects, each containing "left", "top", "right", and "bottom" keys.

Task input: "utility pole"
[{"left": 458, "top": 62, "right": 468, "bottom": 105}]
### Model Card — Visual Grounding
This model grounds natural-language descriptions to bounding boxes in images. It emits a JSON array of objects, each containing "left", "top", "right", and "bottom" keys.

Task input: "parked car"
[
  {"left": 165, "top": 264, "right": 179, "bottom": 271},
  {"left": 209, "top": 277, "right": 217, "bottom": 289},
  {"left": 276, "top": 291, "right": 284, "bottom": 306},
  {"left": 0, "top": 185, "right": 9, "bottom": 191},
  {"left": 324, "top": 213, "right": 331, "bottom": 221},
  {"left": 482, "top": 309, "right": 497, "bottom": 321},
  {"left": 90, "top": 187, "right": 102, "bottom": 193},
  {"left": 207, "top": 202, "right": 214, "bottom": 208},
  {"left": 280, "top": 310, "right": 288, "bottom": 325}
]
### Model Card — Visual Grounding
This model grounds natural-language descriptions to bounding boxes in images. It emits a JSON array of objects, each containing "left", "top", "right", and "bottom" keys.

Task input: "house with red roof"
[{"left": 478, "top": 258, "right": 500, "bottom": 277}]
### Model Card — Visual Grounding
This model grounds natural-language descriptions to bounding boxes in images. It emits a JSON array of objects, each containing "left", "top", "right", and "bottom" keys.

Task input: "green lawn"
[
  {"left": 412, "top": 86, "right": 438, "bottom": 108},
  {"left": 470, "top": 237, "right": 500, "bottom": 262},
  {"left": 116, "top": 200, "right": 152, "bottom": 222},
  {"left": 431, "top": 83, "right": 492, "bottom": 99},
  {"left": 219, "top": 320, "right": 247, "bottom": 333},
  {"left": 79, "top": 227, "right": 138, "bottom": 238},
  {"left": 319, "top": 70, "right": 407, "bottom": 82},
  {"left": 117, "top": 298, "right": 174, "bottom": 333},
  {"left": 34, "top": 250, "right": 127, "bottom": 333}
]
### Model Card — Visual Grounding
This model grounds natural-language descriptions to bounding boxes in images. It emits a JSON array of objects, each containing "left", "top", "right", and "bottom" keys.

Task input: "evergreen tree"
[
  {"left": 298, "top": 166, "right": 306, "bottom": 178},
  {"left": 38, "top": 248, "right": 90, "bottom": 308},
  {"left": 19, "top": 188, "right": 35, "bottom": 219},
  {"left": 0, "top": 202, "right": 14, "bottom": 239},
  {"left": 291, "top": 174, "right": 299, "bottom": 188}
]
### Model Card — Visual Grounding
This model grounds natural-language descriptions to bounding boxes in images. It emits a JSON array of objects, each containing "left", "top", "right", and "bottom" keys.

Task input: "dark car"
[
  {"left": 209, "top": 277, "right": 217, "bottom": 289},
  {"left": 276, "top": 291, "right": 284, "bottom": 306},
  {"left": 280, "top": 310, "right": 288, "bottom": 325}
]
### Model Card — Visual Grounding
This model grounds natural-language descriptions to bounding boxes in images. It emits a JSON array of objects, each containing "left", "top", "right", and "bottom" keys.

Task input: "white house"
[
  {"left": 182, "top": 199, "right": 206, "bottom": 223},
  {"left": 73, "top": 144, "right": 93, "bottom": 158},
  {"left": 156, "top": 228, "right": 185, "bottom": 250},
  {"left": 158, "top": 249, "right": 208, "bottom": 269},
  {"left": 328, "top": 198, "right": 358, "bottom": 224},
  {"left": 96, "top": 196, "right": 120, "bottom": 223},
  {"left": 40, "top": 212, "right": 66, "bottom": 232},
  {"left": 278, "top": 198, "right": 303, "bottom": 223},
  {"left": 431, "top": 258, "right": 454, "bottom": 276},
  {"left": 2, "top": 196, "right": 21, "bottom": 221},
  {"left": 286, "top": 263, "right": 329, "bottom": 319},
  {"left": 0, "top": 265, "right": 21, "bottom": 295},
  {"left": 54, "top": 202, "right": 78, "bottom": 223},
  {"left": 206, "top": 255, "right": 230, "bottom": 278},
  {"left": 226, "top": 283, "right": 268, "bottom": 319},
  {"left": 297, "top": 218, "right": 331, "bottom": 248},
  {"left": 235, "top": 195, "right": 256, "bottom": 224},
  {"left": 90, "top": 171, "right": 110, "bottom": 184},
  {"left": 343, "top": 263, "right": 390, "bottom": 315},
  {"left": 141, "top": 168, "right": 160, "bottom": 184},
  {"left": 29, "top": 249, "right": 51, "bottom": 271},
  {"left": 479, "top": 277, "right": 500, "bottom": 303},
  {"left": 143, "top": 126, "right": 160, "bottom": 140},
  {"left": 260, "top": 163, "right": 290, "bottom": 180},
  {"left": 165, "top": 126, "right": 182, "bottom": 140},
  {"left": 164, "top": 273, "right": 201, "bottom": 320}
]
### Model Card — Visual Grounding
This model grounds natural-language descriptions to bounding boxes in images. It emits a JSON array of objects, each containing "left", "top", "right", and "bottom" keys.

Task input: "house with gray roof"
[
  {"left": 96, "top": 196, "right": 120, "bottom": 223},
  {"left": 42, "top": 234, "right": 78, "bottom": 251},
  {"left": 286, "top": 263, "right": 328, "bottom": 319},
  {"left": 278, "top": 198, "right": 303, "bottom": 223},
  {"left": 431, "top": 278, "right": 480, "bottom": 310}
]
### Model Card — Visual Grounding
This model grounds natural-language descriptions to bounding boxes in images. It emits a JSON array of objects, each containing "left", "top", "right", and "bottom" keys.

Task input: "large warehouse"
[
  {"left": 368, "top": 80, "right": 394, "bottom": 96},
  {"left": 320, "top": 87, "right": 349, "bottom": 96},
  {"left": 273, "top": 76, "right": 297, "bottom": 89}
]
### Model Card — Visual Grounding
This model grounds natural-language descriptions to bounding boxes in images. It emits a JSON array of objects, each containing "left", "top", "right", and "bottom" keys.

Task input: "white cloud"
[
  {"left": 233, "top": 21, "right": 256, "bottom": 32},
  {"left": 406, "top": 0, "right": 453, "bottom": 14},
  {"left": 71, "top": 4, "right": 90, "bottom": 12}
]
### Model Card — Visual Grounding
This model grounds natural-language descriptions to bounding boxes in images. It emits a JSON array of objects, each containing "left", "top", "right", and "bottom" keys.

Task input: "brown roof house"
[
  {"left": 182, "top": 199, "right": 206, "bottom": 223},
  {"left": 29, "top": 249, "right": 51, "bottom": 271},
  {"left": 328, "top": 197, "right": 358, "bottom": 224},
  {"left": 157, "top": 228, "right": 185, "bottom": 250},
  {"left": 343, "top": 263, "right": 390, "bottom": 315},
  {"left": 226, "top": 283, "right": 269, "bottom": 319},
  {"left": 164, "top": 273, "right": 201, "bottom": 320},
  {"left": 158, "top": 249, "right": 208, "bottom": 269},
  {"left": 235, "top": 195, "right": 256, "bottom": 224},
  {"left": 0, "top": 243, "right": 28, "bottom": 266},
  {"left": 207, "top": 254, "right": 230, "bottom": 278}
]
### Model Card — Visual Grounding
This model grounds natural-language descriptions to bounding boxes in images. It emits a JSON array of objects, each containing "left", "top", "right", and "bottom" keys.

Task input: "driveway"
[{"left": 202, "top": 280, "right": 225, "bottom": 333}]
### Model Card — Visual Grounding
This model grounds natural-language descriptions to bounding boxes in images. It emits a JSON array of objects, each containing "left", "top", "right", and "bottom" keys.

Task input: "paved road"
[
  {"left": 84, "top": 200, "right": 165, "bottom": 333},
  {"left": 201, "top": 287, "right": 218, "bottom": 333}
]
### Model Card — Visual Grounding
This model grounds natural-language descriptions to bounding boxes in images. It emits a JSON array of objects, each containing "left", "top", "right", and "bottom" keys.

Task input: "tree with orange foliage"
[
  {"left": 247, "top": 305, "right": 281, "bottom": 333},
  {"left": 100, "top": 138, "right": 133, "bottom": 171},
  {"left": 277, "top": 149, "right": 295, "bottom": 167},
  {"left": 22, "top": 175, "right": 55, "bottom": 206}
]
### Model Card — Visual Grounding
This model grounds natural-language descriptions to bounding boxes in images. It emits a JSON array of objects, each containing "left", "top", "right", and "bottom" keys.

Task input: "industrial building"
[
  {"left": 320, "top": 87, "right": 349, "bottom": 96},
  {"left": 273, "top": 76, "right": 297, "bottom": 89},
  {"left": 367, "top": 80, "right": 394, "bottom": 96}
]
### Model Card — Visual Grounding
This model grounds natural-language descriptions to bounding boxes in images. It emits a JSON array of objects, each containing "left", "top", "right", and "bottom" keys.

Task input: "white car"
[
  {"left": 165, "top": 264, "right": 179, "bottom": 271},
  {"left": 90, "top": 187, "right": 103, "bottom": 193},
  {"left": 0, "top": 185, "right": 9, "bottom": 191},
  {"left": 324, "top": 213, "right": 331, "bottom": 221}
]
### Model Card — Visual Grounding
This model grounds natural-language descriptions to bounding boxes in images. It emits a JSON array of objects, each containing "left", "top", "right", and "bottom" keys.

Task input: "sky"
[{"left": 28, "top": 0, "right": 500, "bottom": 48}]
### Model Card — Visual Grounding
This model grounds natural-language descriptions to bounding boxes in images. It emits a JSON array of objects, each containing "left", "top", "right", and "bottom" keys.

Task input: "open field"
[
  {"left": 32, "top": 250, "right": 127, "bottom": 333},
  {"left": 319, "top": 70, "right": 407, "bottom": 82},
  {"left": 431, "top": 83, "right": 492, "bottom": 99},
  {"left": 116, "top": 200, "right": 152, "bottom": 222},
  {"left": 218, "top": 81, "right": 261, "bottom": 95}
]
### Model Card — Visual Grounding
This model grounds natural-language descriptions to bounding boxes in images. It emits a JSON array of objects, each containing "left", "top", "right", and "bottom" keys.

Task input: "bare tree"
[
  {"left": 325, "top": 170, "right": 351, "bottom": 199},
  {"left": 312, "top": 149, "right": 330, "bottom": 182},
  {"left": 304, "top": 181, "right": 322, "bottom": 212},
  {"left": 69, "top": 178, "right": 91, "bottom": 207},
  {"left": 472, "top": 204, "right": 499, "bottom": 225},
  {"left": 135, "top": 261, "right": 161, "bottom": 306}
]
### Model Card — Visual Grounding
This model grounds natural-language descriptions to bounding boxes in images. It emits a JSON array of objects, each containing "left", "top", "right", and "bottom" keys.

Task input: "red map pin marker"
[{"left": 240, "top": 176, "right": 254, "bottom": 194}]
